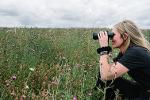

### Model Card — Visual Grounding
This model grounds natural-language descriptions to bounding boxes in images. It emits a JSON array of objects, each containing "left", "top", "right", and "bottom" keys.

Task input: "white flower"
[
  {"left": 25, "top": 85, "right": 29, "bottom": 89},
  {"left": 29, "top": 68, "right": 35, "bottom": 71}
]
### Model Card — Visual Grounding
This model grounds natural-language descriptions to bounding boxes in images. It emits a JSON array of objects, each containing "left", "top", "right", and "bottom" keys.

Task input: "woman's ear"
[{"left": 123, "top": 32, "right": 129, "bottom": 40}]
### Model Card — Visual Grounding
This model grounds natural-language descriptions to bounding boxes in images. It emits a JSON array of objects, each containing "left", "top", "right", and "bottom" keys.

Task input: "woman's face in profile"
[{"left": 111, "top": 28, "right": 124, "bottom": 49}]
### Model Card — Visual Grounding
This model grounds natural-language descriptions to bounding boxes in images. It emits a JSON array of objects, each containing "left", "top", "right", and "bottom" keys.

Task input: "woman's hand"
[{"left": 98, "top": 31, "right": 109, "bottom": 47}]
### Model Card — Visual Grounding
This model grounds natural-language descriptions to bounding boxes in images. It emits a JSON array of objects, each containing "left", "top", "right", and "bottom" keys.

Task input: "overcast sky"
[{"left": 0, "top": 0, "right": 150, "bottom": 28}]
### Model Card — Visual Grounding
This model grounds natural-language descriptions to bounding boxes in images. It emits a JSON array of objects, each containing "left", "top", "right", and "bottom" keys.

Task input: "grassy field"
[{"left": 0, "top": 28, "right": 150, "bottom": 100}]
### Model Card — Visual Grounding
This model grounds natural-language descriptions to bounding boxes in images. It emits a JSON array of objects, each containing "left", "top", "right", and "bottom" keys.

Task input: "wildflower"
[
  {"left": 21, "top": 95, "right": 26, "bottom": 100},
  {"left": 11, "top": 75, "right": 17, "bottom": 80},
  {"left": 29, "top": 68, "right": 35, "bottom": 71},
  {"left": 62, "top": 57, "right": 66, "bottom": 60},
  {"left": 6, "top": 83, "right": 9, "bottom": 86},
  {"left": 73, "top": 96, "right": 77, "bottom": 100},
  {"left": 88, "top": 92, "right": 92, "bottom": 96},
  {"left": 68, "top": 68, "right": 71, "bottom": 71},
  {"left": 10, "top": 90, "right": 16, "bottom": 96},
  {"left": 25, "top": 85, "right": 29, "bottom": 89}
]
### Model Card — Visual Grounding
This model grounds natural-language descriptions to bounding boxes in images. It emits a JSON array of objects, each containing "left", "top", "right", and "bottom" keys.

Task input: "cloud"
[{"left": 0, "top": 0, "right": 150, "bottom": 28}]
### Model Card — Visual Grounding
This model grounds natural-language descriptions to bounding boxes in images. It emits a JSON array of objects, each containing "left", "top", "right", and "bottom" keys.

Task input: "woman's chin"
[
  {"left": 112, "top": 45, "right": 117, "bottom": 48},
  {"left": 112, "top": 43, "right": 115, "bottom": 47}
]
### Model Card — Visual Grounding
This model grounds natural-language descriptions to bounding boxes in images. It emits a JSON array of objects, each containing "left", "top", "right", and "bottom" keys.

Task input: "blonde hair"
[{"left": 114, "top": 20, "right": 150, "bottom": 51}]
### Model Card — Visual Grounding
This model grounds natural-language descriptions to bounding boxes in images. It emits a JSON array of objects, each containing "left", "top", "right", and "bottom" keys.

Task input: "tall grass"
[{"left": 0, "top": 28, "right": 150, "bottom": 100}]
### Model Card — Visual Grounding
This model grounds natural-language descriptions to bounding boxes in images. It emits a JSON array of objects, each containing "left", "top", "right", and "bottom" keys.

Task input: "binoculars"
[{"left": 93, "top": 31, "right": 114, "bottom": 40}]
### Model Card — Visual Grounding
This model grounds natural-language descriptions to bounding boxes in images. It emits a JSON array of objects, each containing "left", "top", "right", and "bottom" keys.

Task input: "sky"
[{"left": 0, "top": 0, "right": 150, "bottom": 28}]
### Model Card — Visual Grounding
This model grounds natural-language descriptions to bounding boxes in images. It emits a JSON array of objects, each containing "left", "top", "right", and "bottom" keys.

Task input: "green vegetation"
[{"left": 0, "top": 28, "right": 150, "bottom": 100}]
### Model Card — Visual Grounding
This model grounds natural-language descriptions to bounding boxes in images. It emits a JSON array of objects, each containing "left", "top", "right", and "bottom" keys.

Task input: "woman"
[{"left": 96, "top": 20, "right": 150, "bottom": 99}]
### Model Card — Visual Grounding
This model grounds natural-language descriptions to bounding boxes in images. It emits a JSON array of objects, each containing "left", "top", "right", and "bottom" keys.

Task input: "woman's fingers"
[
  {"left": 98, "top": 31, "right": 107, "bottom": 38},
  {"left": 98, "top": 31, "right": 109, "bottom": 47}
]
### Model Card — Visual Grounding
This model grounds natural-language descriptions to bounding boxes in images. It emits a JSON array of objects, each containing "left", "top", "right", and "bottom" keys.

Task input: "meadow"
[{"left": 0, "top": 27, "right": 150, "bottom": 100}]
